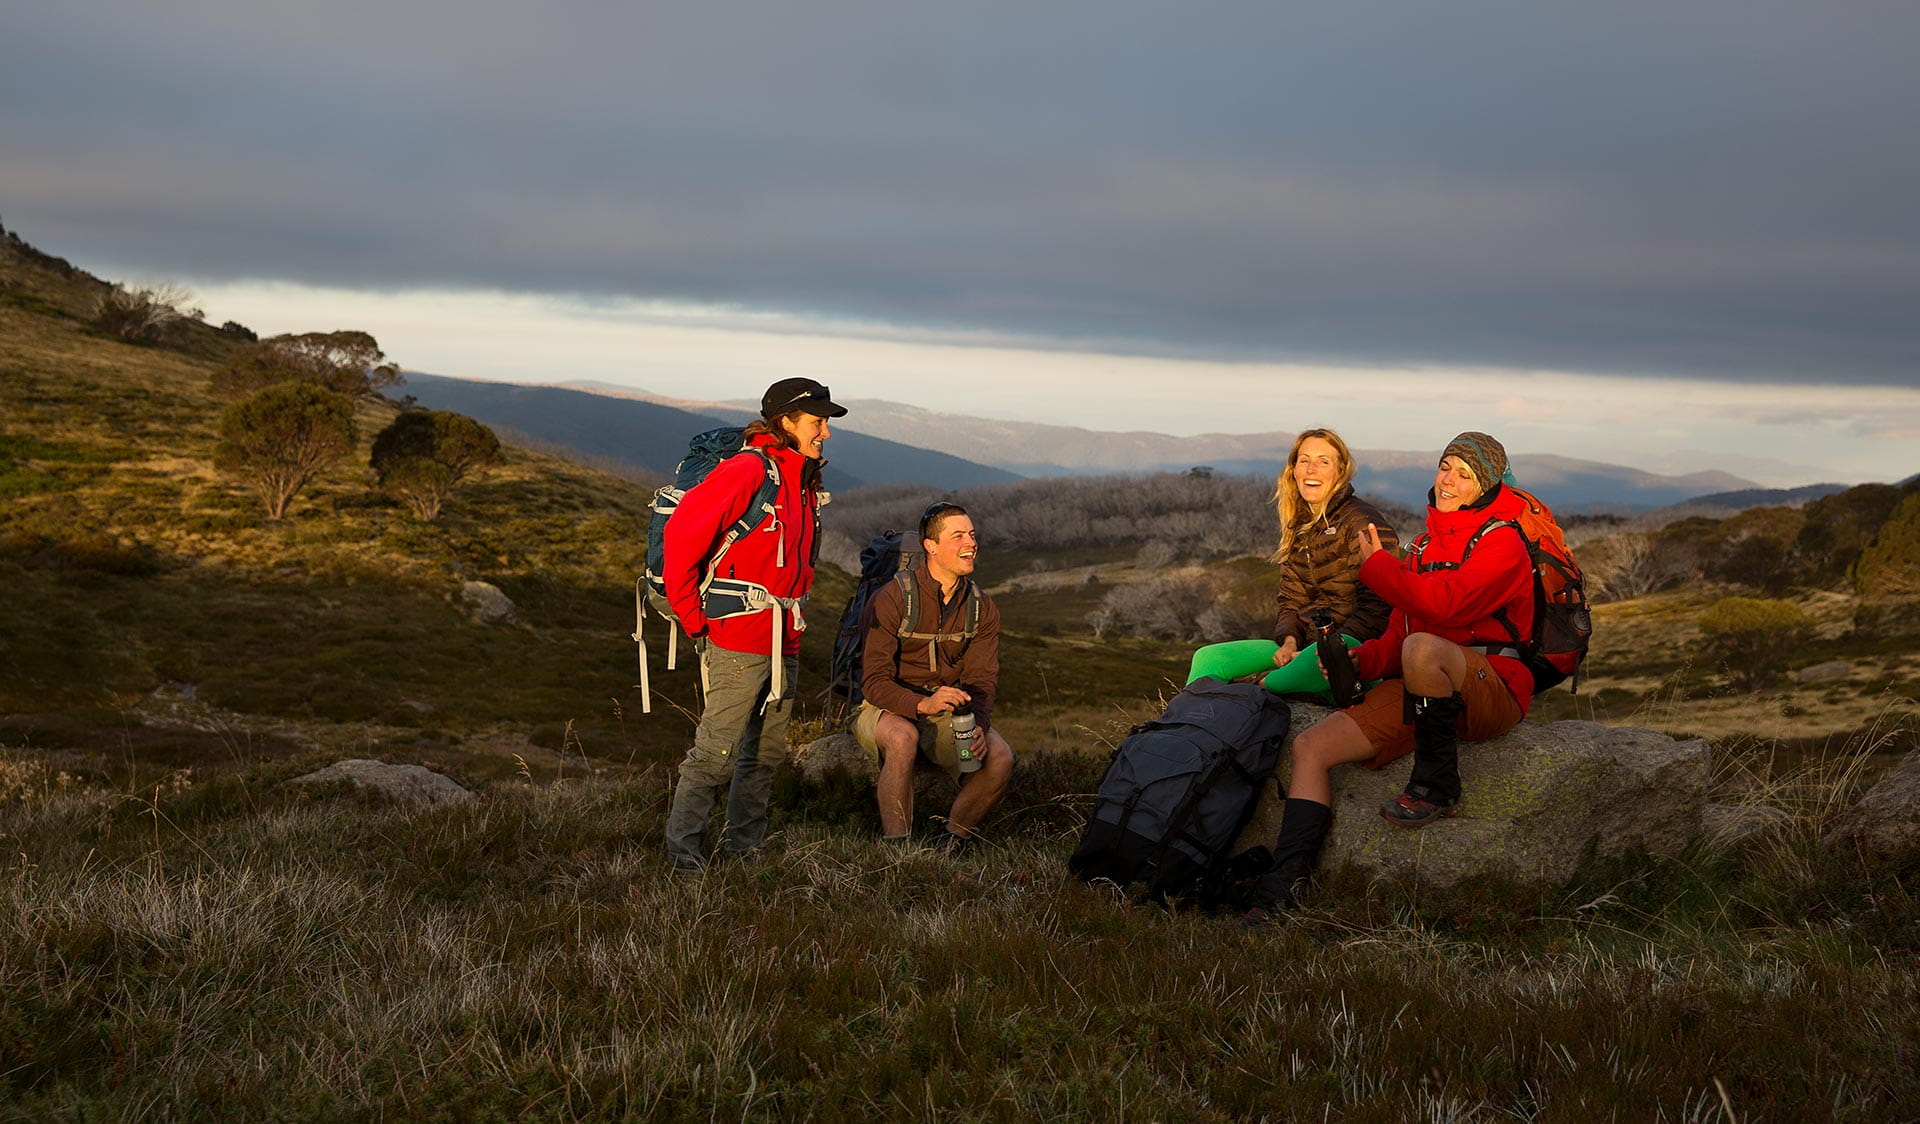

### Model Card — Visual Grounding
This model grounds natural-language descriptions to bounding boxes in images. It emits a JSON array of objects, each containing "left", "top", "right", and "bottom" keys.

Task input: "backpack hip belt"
[
  {"left": 632, "top": 576, "right": 807, "bottom": 715},
  {"left": 698, "top": 577, "right": 806, "bottom": 712},
  {"left": 1466, "top": 644, "right": 1524, "bottom": 661}
]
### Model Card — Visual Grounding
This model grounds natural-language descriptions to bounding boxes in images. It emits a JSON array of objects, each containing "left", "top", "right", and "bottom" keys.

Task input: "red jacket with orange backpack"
[{"left": 1352, "top": 484, "right": 1539, "bottom": 717}]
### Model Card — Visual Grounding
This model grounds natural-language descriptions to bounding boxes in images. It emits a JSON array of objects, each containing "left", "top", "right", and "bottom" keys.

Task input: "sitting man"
[{"left": 853, "top": 501, "right": 1015, "bottom": 852}]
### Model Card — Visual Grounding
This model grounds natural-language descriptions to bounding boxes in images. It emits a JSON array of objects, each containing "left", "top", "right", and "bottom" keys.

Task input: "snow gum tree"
[
  {"left": 211, "top": 330, "right": 403, "bottom": 400},
  {"left": 369, "top": 409, "right": 504, "bottom": 521},
  {"left": 213, "top": 382, "right": 358, "bottom": 520}
]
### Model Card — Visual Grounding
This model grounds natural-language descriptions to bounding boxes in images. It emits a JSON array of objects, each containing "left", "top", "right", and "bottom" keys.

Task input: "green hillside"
[
  {"left": 0, "top": 239, "right": 686, "bottom": 781},
  {"left": 0, "top": 236, "right": 1192, "bottom": 788}
]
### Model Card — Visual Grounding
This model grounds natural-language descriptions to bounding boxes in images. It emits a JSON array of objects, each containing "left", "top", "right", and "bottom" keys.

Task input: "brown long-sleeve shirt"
[
  {"left": 1273, "top": 485, "right": 1401, "bottom": 647},
  {"left": 860, "top": 561, "right": 1000, "bottom": 734}
]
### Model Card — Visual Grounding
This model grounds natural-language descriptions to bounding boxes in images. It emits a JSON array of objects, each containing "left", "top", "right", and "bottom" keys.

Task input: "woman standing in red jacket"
[
  {"left": 1243, "top": 431, "right": 1535, "bottom": 921},
  {"left": 660, "top": 377, "right": 845, "bottom": 873}
]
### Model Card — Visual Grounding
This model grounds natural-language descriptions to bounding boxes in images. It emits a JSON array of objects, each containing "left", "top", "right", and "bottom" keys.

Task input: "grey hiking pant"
[{"left": 663, "top": 644, "right": 798, "bottom": 866}]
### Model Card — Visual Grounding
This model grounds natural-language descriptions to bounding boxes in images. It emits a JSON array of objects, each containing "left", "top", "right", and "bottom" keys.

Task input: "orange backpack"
[{"left": 1462, "top": 487, "right": 1593, "bottom": 693}]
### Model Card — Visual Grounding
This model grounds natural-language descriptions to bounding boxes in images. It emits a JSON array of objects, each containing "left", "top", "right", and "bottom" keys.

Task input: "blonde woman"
[{"left": 1186, "top": 428, "right": 1399, "bottom": 699}]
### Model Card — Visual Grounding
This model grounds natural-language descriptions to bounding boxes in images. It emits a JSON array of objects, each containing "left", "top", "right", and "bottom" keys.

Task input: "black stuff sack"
[{"left": 1068, "top": 677, "right": 1291, "bottom": 905}]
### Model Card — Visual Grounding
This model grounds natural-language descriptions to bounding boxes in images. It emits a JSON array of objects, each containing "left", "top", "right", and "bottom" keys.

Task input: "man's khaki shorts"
[
  {"left": 853, "top": 702, "right": 961, "bottom": 778},
  {"left": 1346, "top": 648, "right": 1525, "bottom": 769}
]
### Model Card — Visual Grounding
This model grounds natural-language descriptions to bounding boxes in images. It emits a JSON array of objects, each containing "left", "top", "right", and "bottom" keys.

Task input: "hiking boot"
[
  {"left": 1379, "top": 789, "right": 1464, "bottom": 828},
  {"left": 1238, "top": 855, "right": 1313, "bottom": 926},
  {"left": 668, "top": 855, "right": 707, "bottom": 875},
  {"left": 933, "top": 830, "right": 977, "bottom": 858}
]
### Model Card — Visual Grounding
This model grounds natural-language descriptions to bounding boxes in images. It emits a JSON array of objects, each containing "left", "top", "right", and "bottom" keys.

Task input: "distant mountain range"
[
  {"left": 526, "top": 380, "right": 1765, "bottom": 513},
  {"left": 401, "top": 374, "right": 1021, "bottom": 491},
  {"left": 1667, "top": 483, "right": 1855, "bottom": 511},
  {"left": 404, "top": 374, "right": 1861, "bottom": 513}
]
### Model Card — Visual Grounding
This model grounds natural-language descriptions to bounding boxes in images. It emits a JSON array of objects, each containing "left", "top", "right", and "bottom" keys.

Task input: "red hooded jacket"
[
  {"left": 660, "top": 432, "right": 821, "bottom": 657},
  {"left": 1352, "top": 483, "right": 1537, "bottom": 716}
]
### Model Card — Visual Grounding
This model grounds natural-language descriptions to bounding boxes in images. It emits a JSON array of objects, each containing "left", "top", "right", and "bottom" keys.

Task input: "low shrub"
[
  {"left": 1698, "top": 596, "right": 1816, "bottom": 688},
  {"left": 91, "top": 281, "right": 198, "bottom": 343}
]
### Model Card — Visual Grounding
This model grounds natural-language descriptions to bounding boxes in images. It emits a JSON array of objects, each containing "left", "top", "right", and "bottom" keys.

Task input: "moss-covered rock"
[{"left": 1233, "top": 703, "right": 1708, "bottom": 889}]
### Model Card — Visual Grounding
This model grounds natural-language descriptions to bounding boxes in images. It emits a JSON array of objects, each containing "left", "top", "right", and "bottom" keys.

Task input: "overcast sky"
[{"left": 5, "top": 2, "right": 1917, "bottom": 483}]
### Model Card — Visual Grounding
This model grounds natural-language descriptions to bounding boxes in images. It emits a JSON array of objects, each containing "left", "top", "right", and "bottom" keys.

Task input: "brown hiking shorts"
[{"left": 1346, "top": 648, "right": 1524, "bottom": 769}]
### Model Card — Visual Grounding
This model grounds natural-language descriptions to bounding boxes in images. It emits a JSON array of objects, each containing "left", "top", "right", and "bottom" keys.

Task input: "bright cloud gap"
[{"left": 182, "top": 277, "right": 1920, "bottom": 487}]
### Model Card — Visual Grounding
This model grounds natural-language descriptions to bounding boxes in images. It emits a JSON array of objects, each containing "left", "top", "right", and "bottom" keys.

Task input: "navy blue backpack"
[{"left": 1069, "top": 678, "right": 1291, "bottom": 905}]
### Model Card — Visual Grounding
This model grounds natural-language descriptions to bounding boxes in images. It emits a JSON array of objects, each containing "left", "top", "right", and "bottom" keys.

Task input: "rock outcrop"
[
  {"left": 1822, "top": 749, "right": 1920, "bottom": 860},
  {"left": 1232, "top": 702, "right": 1709, "bottom": 889},
  {"left": 290, "top": 759, "right": 474, "bottom": 806},
  {"left": 460, "top": 581, "right": 517, "bottom": 625},
  {"left": 1794, "top": 660, "right": 1853, "bottom": 684},
  {"left": 793, "top": 730, "right": 957, "bottom": 805}
]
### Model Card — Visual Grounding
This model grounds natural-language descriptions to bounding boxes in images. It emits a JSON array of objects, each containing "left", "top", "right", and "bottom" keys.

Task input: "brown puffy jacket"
[{"left": 1272, "top": 485, "right": 1401, "bottom": 646}]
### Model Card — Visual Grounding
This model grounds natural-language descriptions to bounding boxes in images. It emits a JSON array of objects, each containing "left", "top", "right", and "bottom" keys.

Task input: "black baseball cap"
[{"left": 760, "top": 377, "right": 848, "bottom": 419}]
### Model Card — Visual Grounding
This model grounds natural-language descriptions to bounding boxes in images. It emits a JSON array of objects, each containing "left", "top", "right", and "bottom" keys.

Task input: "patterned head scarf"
[{"left": 1444, "top": 431, "right": 1516, "bottom": 488}]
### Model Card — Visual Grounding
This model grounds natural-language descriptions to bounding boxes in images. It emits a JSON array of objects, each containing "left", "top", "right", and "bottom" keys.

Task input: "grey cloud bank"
[{"left": 4, "top": 1, "right": 1919, "bottom": 386}]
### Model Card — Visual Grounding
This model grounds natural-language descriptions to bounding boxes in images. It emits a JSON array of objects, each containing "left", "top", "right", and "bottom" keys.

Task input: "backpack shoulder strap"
[
  {"left": 1463, "top": 516, "right": 1524, "bottom": 561},
  {"left": 725, "top": 448, "right": 781, "bottom": 538},
  {"left": 893, "top": 569, "right": 920, "bottom": 638},
  {"left": 1465, "top": 517, "right": 1531, "bottom": 647},
  {"left": 703, "top": 448, "right": 783, "bottom": 582}
]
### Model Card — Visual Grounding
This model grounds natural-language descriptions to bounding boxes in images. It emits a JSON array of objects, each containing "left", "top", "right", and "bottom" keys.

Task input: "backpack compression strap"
[{"left": 633, "top": 577, "right": 654, "bottom": 714}]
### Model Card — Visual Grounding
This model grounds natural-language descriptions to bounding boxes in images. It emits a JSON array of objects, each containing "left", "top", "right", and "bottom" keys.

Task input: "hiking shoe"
[
  {"left": 1237, "top": 857, "right": 1311, "bottom": 925},
  {"left": 668, "top": 855, "right": 707, "bottom": 875},
  {"left": 1379, "top": 790, "right": 1463, "bottom": 828},
  {"left": 933, "top": 830, "right": 977, "bottom": 857}
]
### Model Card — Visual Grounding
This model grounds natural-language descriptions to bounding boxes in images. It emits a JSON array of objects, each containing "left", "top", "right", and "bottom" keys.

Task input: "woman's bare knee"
[
  {"left": 1401, "top": 632, "right": 1449, "bottom": 667},
  {"left": 1401, "top": 632, "right": 1468, "bottom": 689},
  {"left": 1292, "top": 713, "right": 1375, "bottom": 770}
]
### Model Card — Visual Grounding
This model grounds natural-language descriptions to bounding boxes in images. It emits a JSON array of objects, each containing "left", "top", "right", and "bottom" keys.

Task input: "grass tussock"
[{"left": 1, "top": 734, "right": 1916, "bottom": 1122}]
